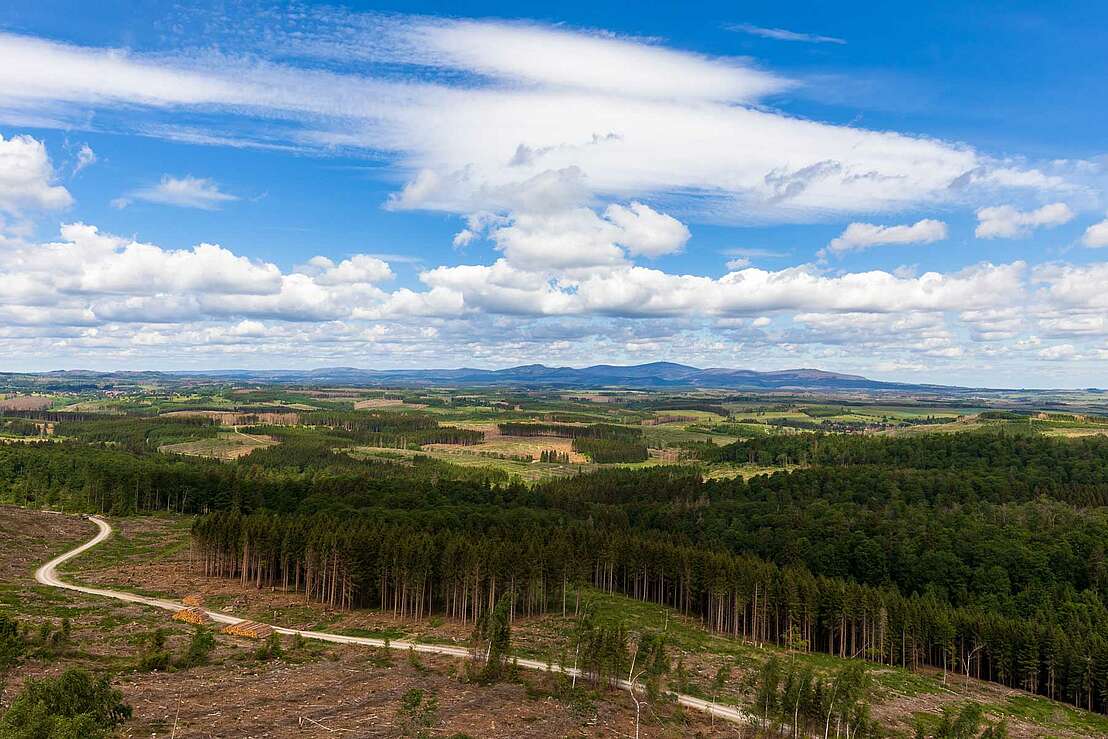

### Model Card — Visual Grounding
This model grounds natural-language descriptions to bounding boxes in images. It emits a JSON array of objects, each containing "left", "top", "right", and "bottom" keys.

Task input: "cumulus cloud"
[
  {"left": 0, "top": 133, "right": 73, "bottom": 214},
  {"left": 1083, "top": 218, "right": 1108, "bottom": 248},
  {"left": 1039, "top": 344, "right": 1078, "bottom": 361},
  {"left": 3, "top": 220, "right": 1108, "bottom": 383},
  {"left": 974, "top": 202, "right": 1075, "bottom": 239},
  {"left": 414, "top": 259, "right": 1025, "bottom": 318},
  {"left": 824, "top": 219, "right": 948, "bottom": 256},
  {"left": 603, "top": 202, "right": 690, "bottom": 258},
  {"left": 117, "top": 175, "right": 238, "bottom": 210},
  {"left": 0, "top": 223, "right": 395, "bottom": 326},
  {"left": 299, "top": 255, "right": 394, "bottom": 285}
]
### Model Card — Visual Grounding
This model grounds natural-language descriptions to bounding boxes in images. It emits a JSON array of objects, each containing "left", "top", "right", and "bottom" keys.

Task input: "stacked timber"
[
  {"left": 173, "top": 607, "right": 210, "bottom": 625},
  {"left": 221, "top": 620, "right": 274, "bottom": 639}
]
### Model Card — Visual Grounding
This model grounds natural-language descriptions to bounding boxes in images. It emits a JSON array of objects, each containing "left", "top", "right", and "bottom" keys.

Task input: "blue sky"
[{"left": 0, "top": 1, "right": 1106, "bottom": 386}]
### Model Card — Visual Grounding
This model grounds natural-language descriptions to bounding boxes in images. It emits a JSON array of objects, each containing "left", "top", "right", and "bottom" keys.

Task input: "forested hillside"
[{"left": 6, "top": 426, "right": 1108, "bottom": 715}]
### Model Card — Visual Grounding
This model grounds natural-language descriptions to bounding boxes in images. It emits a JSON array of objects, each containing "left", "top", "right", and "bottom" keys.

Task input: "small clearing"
[{"left": 159, "top": 431, "right": 278, "bottom": 460}]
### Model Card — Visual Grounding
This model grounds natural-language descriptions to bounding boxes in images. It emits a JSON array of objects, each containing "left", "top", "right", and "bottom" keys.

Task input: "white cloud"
[
  {"left": 824, "top": 219, "right": 947, "bottom": 256},
  {"left": 1082, "top": 218, "right": 1108, "bottom": 248},
  {"left": 1039, "top": 344, "right": 1078, "bottom": 361},
  {"left": 299, "top": 255, "right": 394, "bottom": 285},
  {"left": 405, "top": 20, "right": 790, "bottom": 101},
  {"left": 490, "top": 208, "right": 627, "bottom": 270},
  {"left": 415, "top": 259, "right": 1025, "bottom": 318},
  {"left": 0, "top": 24, "right": 1065, "bottom": 227},
  {"left": 120, "top": 175, "right": 238, "bottom": 210},
  {"left": 73, "top": 144, "right": 97, "bottom": 174},
  {"left": 1032, "top": 262, "right": 1108, "bottom": 310},
  {"left": 0, "top": 223, "right": 394, "bottom": 326},
  {"left": 0, "top": 133, "right": 73, "bottom": 214},
  {"left": 726, "top": 257, "right": 751, "bottom": 270},
  {"left": 726, "top": 23, "right": 846, "bottom": 45},
  {"left": 974, "top": 202, "right": 1075, "bottom": 239},
  {"left": 603, "top": 202, "right": 690, "bottom": 258}
]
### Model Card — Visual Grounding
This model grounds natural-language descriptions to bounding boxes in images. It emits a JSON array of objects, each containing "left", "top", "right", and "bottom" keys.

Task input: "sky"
[{"left": 0, "top": 1, "right": 1107, "bottom": 387}]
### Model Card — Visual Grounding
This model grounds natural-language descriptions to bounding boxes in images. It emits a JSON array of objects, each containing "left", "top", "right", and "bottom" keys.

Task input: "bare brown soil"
[
  {"left": 161, "top": 410, "right": 300, "bottom": 425},
  {"left": 354, "top": 398, "right": 427, "bottom": 410},
  {"left": 424, "top": 435, "right": 588, "bottom": 463},
  {"left": 115, "top": 649, "right": 739, "bottom": 738},
  {"left": 0, "top": 395, "right": 53, "bottom": 411},
  {"left": 0, "top": 505, "right": 93, "bottom": 582}
]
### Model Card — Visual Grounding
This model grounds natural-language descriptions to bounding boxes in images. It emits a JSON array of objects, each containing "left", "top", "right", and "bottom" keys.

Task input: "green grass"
[
  {"left": 60, "top": 513, "right": 192, "bottom": 576},
  {"left": 988, "top": 694, "right": 1108, "bottom": 735}
]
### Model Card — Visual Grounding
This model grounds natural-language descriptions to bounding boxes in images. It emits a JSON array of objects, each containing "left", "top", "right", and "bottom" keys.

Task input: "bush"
[
  {"left": 0, "top": 668, "right": 131, "bottom": 739},
  {"left": 138, "top": 629, "right": 171, "bottom": 672},
  {"left": 255, "top": 633, "right": 284, "bottom": 661},
  {"left": 398, "top": 688, "right": 438, "bottom": 737},
  {"left": 0, "top": 614, "right": 23, "bottom": 669},
  {"left": 177, "top": 626, "right": 216, "bottom": 668}
]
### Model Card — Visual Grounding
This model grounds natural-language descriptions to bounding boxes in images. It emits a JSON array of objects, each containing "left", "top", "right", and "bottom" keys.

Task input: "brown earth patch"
[
  {"left": 161, "top": 410, "right": 300, "bottom": 426},
  {"left": 0, "top": 395, "right": 53, "bottom": 411},
  {"left": 354, "top": 398, "right": 427, "bottom": 410}
]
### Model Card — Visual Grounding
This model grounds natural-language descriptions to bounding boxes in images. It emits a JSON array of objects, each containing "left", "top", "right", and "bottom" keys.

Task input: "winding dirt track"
[{"left": 36, "top": 515, "right": 753, "bottom": 726}]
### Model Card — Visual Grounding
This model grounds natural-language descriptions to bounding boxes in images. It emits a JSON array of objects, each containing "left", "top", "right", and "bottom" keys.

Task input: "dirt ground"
[
  {"left": 427, "top": 424, "right": 590, "bottom": 463},
  {"left": 354, "top": 398, "right": 428, "bottom": 410},
  {"left": 1, "top": 507, "right": 739, "bottom": 738},
  {"left": 115, "top": 649, "right": 732, "bottom": 739},
  {"left": 0, "top": 505, "right": 93, "bottom": 581},
  {"left": 0, "top": 395, "right": 53, "bottom": 411}
]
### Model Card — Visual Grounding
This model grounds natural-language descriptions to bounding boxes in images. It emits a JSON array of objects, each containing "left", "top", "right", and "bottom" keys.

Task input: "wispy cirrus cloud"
[
  {"left": 726, "top": 23, "right": 846, "bottom": 45},
  {"left": 0, "top": 21, "right": 1067, "bottom": 228},
  {"left": 112, "top": 175, "right": 238, "bottom": 210}
]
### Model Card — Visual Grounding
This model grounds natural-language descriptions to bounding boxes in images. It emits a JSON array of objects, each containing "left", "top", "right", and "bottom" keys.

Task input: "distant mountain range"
[{"left": 9, "top": 362, "right": 964, "bottom": 391}]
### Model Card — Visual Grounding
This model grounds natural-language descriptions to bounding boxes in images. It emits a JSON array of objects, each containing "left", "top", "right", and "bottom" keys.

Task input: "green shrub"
[
  {"left": 254, "top": 633, "right": 284, "bottom": 661},
  {"left": 177, "top": 626, "right": 216, "bottom": 668},
  {"left": 138, "top": 628, "right": 171, "bottom": 672},
  {"left": 0, "top": 668, "right": 131, "bottom": 739},
  {"left": 0, "top": 614, "right": 24, "bottom": 669}
]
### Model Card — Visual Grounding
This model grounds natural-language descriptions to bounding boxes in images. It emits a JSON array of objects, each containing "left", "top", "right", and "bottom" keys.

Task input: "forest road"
[{"left": 36, "top": 515, "right": 755, "bottom": 727}]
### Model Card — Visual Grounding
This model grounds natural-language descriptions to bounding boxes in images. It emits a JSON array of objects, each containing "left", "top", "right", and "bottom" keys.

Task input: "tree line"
[
  {"left": 190, "top": 506, "right": 1108, "bottom": 713},
  {"left": 497, "top": 422, "right": 641, "bottom": 440},
  {"left": 571, "top": 437, "right": 649, "bottom": 463}
]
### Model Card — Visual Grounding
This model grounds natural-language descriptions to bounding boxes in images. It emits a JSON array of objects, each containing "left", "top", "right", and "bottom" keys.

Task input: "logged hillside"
[{"left": 7, "top": 423, "right": 1108, "bottom": 723}]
